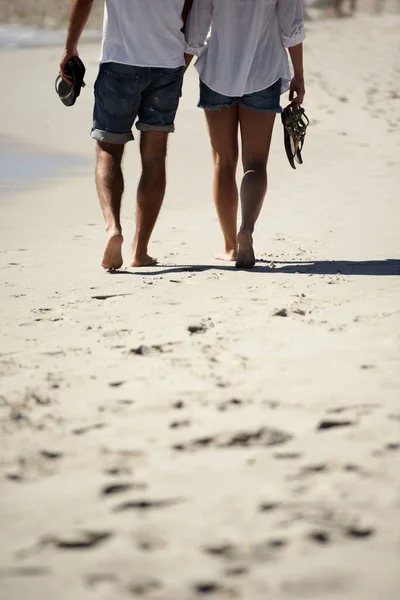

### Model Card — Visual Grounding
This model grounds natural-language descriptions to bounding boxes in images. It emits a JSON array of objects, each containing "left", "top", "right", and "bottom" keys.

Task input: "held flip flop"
[
  {"left": 55, "top": 56, "right": 86, "bottom": 107},
  {"left": 281, "top": 103, "right": 309, "bottom": 169}
]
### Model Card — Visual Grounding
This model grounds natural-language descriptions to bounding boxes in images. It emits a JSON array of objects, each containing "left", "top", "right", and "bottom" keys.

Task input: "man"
[{"left": 60, "top": 0, "right": 193, "bottom": 270}]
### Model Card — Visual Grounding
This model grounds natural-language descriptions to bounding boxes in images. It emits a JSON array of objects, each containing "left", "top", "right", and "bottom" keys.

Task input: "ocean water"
[
  {"left": 0, "top": 140, "right": 87, "bottom": 196},
  {"left": 0, "top": 24, "right": 101, "bottom": 50},
  {"left": 0, "top": 26, "right": 94, "bottom": 194}
]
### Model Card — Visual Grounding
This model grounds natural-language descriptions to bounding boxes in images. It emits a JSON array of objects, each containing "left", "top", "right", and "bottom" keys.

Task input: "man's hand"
[
  {"left": 59, "top": 47, "right": 78, "bottom": 83},
  {"left": 289, "top": 74, "right": 305, "bottom": 104}
]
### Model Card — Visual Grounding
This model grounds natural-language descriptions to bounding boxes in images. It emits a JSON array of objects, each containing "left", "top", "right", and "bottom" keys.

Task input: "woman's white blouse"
[{"left": 185, "top": 0, "right": 306, "bottom": 97}]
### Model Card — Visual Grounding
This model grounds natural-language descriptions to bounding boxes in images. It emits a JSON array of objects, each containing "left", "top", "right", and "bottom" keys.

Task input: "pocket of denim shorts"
[{"left": 96, "top": 69, "right": 140, "bottom": 119}]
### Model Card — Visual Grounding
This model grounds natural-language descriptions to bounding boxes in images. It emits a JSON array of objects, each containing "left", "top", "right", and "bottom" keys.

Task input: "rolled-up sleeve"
[
  {"left": 184, "top": 0, "right": 213, "bottom": 56},
  {"left": 277, "top": 0, "right": 306, "bottom": 48}
]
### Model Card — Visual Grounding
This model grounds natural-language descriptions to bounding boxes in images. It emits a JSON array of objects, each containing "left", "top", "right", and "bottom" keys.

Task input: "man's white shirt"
[{"left": 100, "top": 0, "right": 187, "bottom": 68}]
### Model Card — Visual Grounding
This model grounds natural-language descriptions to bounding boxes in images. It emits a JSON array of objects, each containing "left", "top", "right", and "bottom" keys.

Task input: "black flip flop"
[
  {"left": 55, "top": 56, "right": 86, "bottom": 107},
  {"left": 281, "top": 103, "right": 309, "bottom": 169}
]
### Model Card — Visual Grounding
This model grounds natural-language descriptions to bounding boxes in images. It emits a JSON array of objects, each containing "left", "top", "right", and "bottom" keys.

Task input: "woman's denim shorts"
[{"left": 198, "top": 78, "right": 282, "bottom": 114}]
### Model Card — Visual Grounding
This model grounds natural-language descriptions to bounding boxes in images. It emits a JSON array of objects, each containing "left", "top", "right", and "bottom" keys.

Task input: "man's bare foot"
[
  {"left": 102, "top": 233, "right": 123, "bottom": 270},
  {"left": 129, "top": 253, "right": 158, "bottom": 268},
  {"left": 215, "top": 249, "right": 237, "bottom": 262},
  {"left": 236, "top": 231, "right": 256, "bottom": 269}
]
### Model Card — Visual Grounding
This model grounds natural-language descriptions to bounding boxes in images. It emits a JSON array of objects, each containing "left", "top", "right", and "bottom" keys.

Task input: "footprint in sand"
[
  {"left": 84, "top": 573, "right": 119, "bottom": 589},
  {"left": 169, "top": 420, "right": 191, "bottom": 429},
  {"left": 0, "top": 566, "right": 50, "bottom": 578},
  {"left": 24, "top": 531, "right": 114, "bottom": 552},
  {"left": 101, "top": 483, "right": 145, "bottom": 496},
  {"left": 317, "top": 419, "right": 354, "bottom": 431},
  {"left": 127, "top": 579, "right": 163, "bottom": 596},
  {"left": 218, "top": 398, "right": 244, "bottom": 412},
  {"left": 113, "top": 497, "right": 184, "bottom": 512},
  {"left": 173, "top": 427, "right": 292, "bottom": 451},
  {"left": 72, "top": 423, "right": 106, "bottom": 435},
  {"left": 203, "top": 538, "right": 288, "bottom": 570},
  {"left": 193, "top": 582, "right": 224, "bottom": 595}
]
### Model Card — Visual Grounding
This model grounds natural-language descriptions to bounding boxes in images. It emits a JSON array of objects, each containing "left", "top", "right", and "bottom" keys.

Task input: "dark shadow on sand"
[{"left": 111, "top": 259, "right": 400, "bottom": 277}]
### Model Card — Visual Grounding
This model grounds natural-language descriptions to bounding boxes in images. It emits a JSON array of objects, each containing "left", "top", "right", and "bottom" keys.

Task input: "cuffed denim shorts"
[
  {"left": 198, "top": 78, "right": 282, "bottom": 114},
  {"left": 92, "top": 62, "right": 184, "bottom": 144}
]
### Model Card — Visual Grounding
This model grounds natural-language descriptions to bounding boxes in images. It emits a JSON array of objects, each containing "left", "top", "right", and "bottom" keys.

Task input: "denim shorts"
[
  {"left": 92, "top": 62, "right": 184, "bottom": 144},
  {"left": 198, "top": 78, "right": 282, "bottom": 114}
]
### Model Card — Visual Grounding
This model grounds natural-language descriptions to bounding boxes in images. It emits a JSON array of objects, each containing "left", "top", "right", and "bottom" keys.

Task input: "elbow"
[{"left": 281, "top": 25, "right": 306, "bottom": 49}]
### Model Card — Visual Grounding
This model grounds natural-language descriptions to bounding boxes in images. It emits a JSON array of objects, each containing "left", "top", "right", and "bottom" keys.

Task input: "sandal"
[
  {"left": 281, "top": 103, "right": 309, "bottom": 169},
  {"left": 55, "top": 56, "right": 86, "bottom": 107}
]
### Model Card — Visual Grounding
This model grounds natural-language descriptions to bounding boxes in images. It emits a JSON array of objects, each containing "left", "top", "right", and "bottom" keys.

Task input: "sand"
[{"left": 1, "top": 12, "right": 400, "bottom": 600}]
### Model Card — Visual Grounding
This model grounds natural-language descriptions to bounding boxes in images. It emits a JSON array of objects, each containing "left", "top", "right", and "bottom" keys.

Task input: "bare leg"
[
  {"left": 204, "top": 106, "right": 239, "bottom": 261},
  {"left": 130, "top": 131, "right": 169, "bottom": 267},
  {"left": 236, "top": 107, "right": 276, "bottom": 269},
  {"left": 95, "top": 141, "right": 124, "bottom": 270}
]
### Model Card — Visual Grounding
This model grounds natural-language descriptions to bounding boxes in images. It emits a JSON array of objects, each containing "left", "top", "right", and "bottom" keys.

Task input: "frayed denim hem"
[
  {"left": 198, "top": 100, "right": 282, "bottom": 113},
  {"left": 239, "top": 102, "right": 282, "bottom": 114},
  {"left": 197, "top": 102, "right": 234, "bottom": 111}
]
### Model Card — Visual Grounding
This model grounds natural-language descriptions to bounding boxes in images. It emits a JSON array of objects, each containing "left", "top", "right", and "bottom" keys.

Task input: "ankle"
[
  {"left": 106, "top": 226, "right": 122, "bottom": 238},
  {"left": 131, "top": 240, "right": 148, "bottom": 257},
  {"left": 238, "top": 227, "right": 254, "bottom": 237},
  {"left": 223, "top": 235, "right": 236, "bottom": 250}
]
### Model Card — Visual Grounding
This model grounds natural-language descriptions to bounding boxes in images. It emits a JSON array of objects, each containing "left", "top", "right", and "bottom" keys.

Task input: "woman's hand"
[{"left": 289, "top": 74, "right": 305, "bottom": 104}]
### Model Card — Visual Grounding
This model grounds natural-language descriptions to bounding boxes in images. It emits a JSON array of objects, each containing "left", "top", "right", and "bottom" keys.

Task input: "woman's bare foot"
[
  {"left": 236, "top": 231, "right": 256, "bottom": 269},
  {"left": 101, "top": 233, "right": 123, "bottom": 270},
  {"left": 215, "top": 249, "right": 237, "bottom": 262}
]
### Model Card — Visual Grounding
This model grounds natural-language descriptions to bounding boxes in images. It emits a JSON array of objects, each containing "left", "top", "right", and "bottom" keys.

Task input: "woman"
[{"left": 185, "top": 0, "right": 306, "bottom": 268}]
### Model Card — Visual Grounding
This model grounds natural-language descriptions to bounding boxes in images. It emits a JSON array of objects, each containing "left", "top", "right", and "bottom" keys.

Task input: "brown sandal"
[{"left": 281, "top": 103, "right": 309, "bottom": 169}]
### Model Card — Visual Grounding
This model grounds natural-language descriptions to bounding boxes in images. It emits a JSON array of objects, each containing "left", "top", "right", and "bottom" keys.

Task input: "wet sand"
[{"left": 0, "top": 13, "right": 400, "bottom": 600}]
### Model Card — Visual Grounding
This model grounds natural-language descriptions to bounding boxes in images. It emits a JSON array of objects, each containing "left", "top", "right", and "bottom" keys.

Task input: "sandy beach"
[{"left": 0, "top": 12, "right": 400, "bottom": 600}]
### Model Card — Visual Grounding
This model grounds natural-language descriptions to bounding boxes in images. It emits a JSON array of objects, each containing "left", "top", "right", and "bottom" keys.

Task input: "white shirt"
[
  {"left": 100, "top": 0, "right": 187, "bottom": 68},
  {"left": 185, "top": 0, "right": 306, "bottom": 97}
]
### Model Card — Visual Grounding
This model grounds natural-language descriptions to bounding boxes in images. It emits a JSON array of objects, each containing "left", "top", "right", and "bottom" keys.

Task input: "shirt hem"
[
  {"left": 197, "top": 73, "right": 290, "bottom": 98},
  {"left": 100, "top": 58, "right": 185, "bottom": 69}
]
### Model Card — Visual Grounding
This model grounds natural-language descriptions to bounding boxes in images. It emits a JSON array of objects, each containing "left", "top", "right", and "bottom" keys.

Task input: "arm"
[
  {"left": 288, "top": 42, "right": 305, "bottom": 104},
  {"left": 59, "top": 0, "right": 94, "bottom": 81},
  {"left": 277, "top": 0, "right": 306, "bottom": 103},
  {"left": 183, "top": 0, "right": 213, "bottom": 70},
  {"left": 181, "top": 0, "right": 194, "bottom": 27},
  {"left": 181, "top": 0, "right": 195, "bottom": 71}
]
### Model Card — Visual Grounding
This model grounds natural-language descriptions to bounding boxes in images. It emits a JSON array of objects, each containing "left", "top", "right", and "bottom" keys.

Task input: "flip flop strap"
[{"left": 55, "top": 75, "right": 75, "bottom": 100}]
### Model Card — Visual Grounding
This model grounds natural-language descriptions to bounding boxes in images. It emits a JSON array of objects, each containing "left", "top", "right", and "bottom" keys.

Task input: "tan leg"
[
  {"left": 204, "top": 106, "right": 239, "bottom": 261},
  {"left": 95, "top": 141, "right": 125, "bottom": 270},
  {"left": 236, "top": 107, "right": 276, "bottom": 269},
  {"left": 130, "top": 131, "right": 169, "bottom": 267}
]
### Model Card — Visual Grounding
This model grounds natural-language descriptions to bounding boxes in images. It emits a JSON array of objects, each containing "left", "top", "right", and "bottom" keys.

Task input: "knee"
[
  {"left": 242, "top": 160, "right": 267, "bottom": 176},
  {"left": 141, "top": 148, "right": 167, "bottom": 169},
  {"left": 96, "top": 142, "right": 124, "bottom": 166},
  {"left": 213, "top": 152, "right": 238, "bottom": 174}
]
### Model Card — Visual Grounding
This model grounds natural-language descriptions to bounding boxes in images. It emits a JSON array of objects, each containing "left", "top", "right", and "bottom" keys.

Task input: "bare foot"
[
  {"left": 215, "top": 249, "right": 237, "bottom": 262},
  {"left": 129, "top": 253, "right": 158, "bottom": 268},
  {"left": 236, "top": 231, "right": 256, "bottom": 269},
  {"left": 102, "top": 233, "right": 123, "bottom": 270}
]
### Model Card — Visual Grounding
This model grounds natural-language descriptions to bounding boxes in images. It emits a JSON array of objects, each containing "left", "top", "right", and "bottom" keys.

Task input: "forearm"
[
  {"left": 65, "top": 0, "right": 94, "bottom": 52},
  {"left": 182, "top": 0, "right": 194, "bottom": 28},
  {"left": 184, "top": 52, "right": 194, "bottom": 73},
  {"left": 288, "top": 42, "right": 304, "bottom": 76}
]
